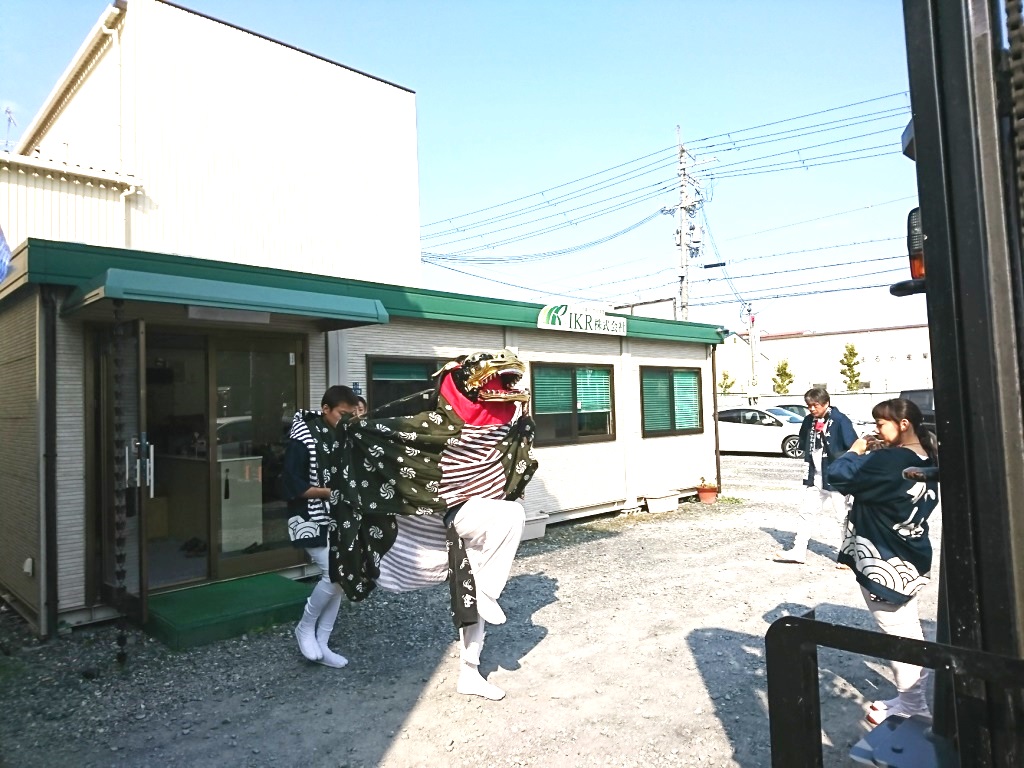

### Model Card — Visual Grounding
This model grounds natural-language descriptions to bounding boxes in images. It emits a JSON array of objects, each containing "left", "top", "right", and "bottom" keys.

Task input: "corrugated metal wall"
[
  {"left": 56, "top": 305, "right": 87, "bottom": 610},
  {"left": 0, "top": 160, "right": 127, "bottom": 249},
  {"left": 0, "top": 289, "right": 41, "bottom": 616}
]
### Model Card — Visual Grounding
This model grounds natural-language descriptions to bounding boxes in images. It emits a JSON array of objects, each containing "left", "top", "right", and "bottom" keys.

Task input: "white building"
[
  {"left": 1, "top": 0, "right": 725, "bottom": 636},
  {"left": 717, "top": 324, "right": 933, "bottom": 398}
]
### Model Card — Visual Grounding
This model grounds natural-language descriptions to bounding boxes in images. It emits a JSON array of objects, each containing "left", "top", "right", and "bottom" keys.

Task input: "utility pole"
[
  {"left": 676, "top": 127, "right": 687, "bottom": 320},
  {"left": 746, "top": 303, "right": 759, "bottom": 404},
  {"left": 674, "top": 127, "right": 703, "bottom": 321}
]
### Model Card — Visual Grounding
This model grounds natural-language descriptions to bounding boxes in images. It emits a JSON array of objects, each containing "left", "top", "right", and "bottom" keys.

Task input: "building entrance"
[{"left": 95, "top": 326, "right": 308, "bottom": 605}]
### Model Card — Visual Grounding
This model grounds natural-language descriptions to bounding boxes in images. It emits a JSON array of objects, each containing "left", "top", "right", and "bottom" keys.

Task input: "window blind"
[
  {"left": 576, "top": 367, "right": 612, "bottom": 412},
  {"left": 533, "top": 366, "right": 573, "bottom": 414},
  {"left": 672, "top": 370, "right": 700, "bottom": 429},
  {"left": 372, "top": 362, "right": 434, "bottom": 381},
  {"left": 641, "top": 369, "right": 672, "bottom": 432}
]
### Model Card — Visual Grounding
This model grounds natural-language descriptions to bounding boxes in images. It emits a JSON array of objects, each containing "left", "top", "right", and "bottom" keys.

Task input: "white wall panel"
[
  {"left": 55, "top": 309, "right": 87, "bottom": 610},
  {"left": 331, "top": 320, "right": 717, "bottom": 518},
  {"left": 0, "top": 162, "right": 127, "bottom": 249},
  {"left": 19, "top": 25, "right": 123, "bottom": 171},
  {"left": 121, "top": 0, "right": 420, "bottom": 284},
  {"left": 335, "top": 319, "right": 506, "bottom": 393}
]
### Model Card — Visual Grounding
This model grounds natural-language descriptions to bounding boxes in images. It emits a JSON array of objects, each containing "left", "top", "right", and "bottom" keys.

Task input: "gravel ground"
[{"left": 0, "top": 455, "right": 940, "bottom": 768}]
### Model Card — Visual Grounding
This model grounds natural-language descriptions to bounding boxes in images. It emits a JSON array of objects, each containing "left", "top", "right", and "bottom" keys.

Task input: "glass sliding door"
[
  {"left": 212, "top": 336, "right": 306, "bottom": 578},
  {"left": 144, "top": 333, "right": 211, "bottom": 589}
]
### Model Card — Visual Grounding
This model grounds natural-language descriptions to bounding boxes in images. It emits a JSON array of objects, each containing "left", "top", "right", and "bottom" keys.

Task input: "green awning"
[{"left": 61, "top": 268, "right": 389, "bottom": 326}]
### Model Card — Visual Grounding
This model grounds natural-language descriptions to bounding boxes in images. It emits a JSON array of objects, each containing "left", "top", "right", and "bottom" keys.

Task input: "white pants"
[
  {"left": 861, "top": 587, "right": 930, "bottom": 702},
  {"left": 454, "top": 498, "right": 526, "bottom": 664},
  {"left": 307, "top": 545, "right": 331, "bottom": 581},
  {"left": 789, "top": 481, "right": 849, "bottom": 558}
]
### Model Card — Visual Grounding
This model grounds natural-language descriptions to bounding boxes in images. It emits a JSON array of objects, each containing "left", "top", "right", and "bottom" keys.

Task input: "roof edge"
[
  {"left": 158, "top": 0, "right": 415, "bottom": 95},
  {"left": 0, "top": 152, "right": 137, "bottom": 186},
  {"left": 15, "top": 5, "right": 124, "bottom": 155}
]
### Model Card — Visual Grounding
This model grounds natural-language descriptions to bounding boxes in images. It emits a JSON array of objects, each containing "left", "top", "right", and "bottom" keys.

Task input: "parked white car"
[{"left": 718, "top": 407, "right": 804, "bottom": 459}]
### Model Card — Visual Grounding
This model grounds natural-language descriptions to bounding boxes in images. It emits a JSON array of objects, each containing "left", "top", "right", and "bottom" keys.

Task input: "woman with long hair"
[{"left": 827, "top": 397, "right": 939, "bottom": 725}]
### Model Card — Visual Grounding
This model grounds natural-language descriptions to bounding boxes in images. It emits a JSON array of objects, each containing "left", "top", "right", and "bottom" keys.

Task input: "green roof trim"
[
  {"left": 9, "top": 239, "right": 724, "bottom": 344},
  {"left": 63, "top": 268, "right": 389, "bottom": 325}
]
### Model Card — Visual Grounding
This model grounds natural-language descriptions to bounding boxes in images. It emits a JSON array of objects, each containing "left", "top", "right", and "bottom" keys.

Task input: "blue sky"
[{"left": 2, "top": 1, "right": 925, "bottom": 334}]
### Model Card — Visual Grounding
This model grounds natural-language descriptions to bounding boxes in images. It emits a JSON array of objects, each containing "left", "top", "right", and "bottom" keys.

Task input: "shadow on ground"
[
  {"left": 687, "top": 601, "right": 937, "bottom": 767},
  {"left": 761, "top": 525, "right": 841, "bottom": 562}
]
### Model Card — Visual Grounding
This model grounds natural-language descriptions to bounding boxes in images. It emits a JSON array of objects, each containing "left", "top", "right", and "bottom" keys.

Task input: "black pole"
[{"left": 42, "top": 286, "right": 59, "bottom": 638}]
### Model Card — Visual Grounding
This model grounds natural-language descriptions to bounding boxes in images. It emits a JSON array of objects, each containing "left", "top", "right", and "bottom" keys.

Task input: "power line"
[
  {"left": 425, "top": 177, "right": 679, "bottom": 251},
  {"left": 689, "top": 281, "right": 898, "bottom": 307},
  {"left": 709, "top": 148, "right": 901, "bottom": 179},
  {"left": 421, "top": 154, "right": 677, "bottom": 240},
  {"left": 694, "top": 254, "right": 904, "bottom": 283},
  {"left": 421, "top": 144, "right": 676, "bottom": 228},
  {"left": 728, "top": 236, "right": 903, "bottom": 265},
  {"left": 695, "top": 106, "right": 909, "bottom": 151},
  {"left": 422, "top": 260, "right": 605, "bottom": 302},
  {"left": 421, "top": 92, "right": 909, "bottom": 231},
  {"left": 702, "top": 129, "right": 901, "bottom": 174},
  {"left": 423, "top": 107, "right": 907, "bottom": 242},
  {"left": 694, "top": 266, "right": 907, "bottom": 301},
  {"left": 438, "top": 183, "right": 680, "bottom": 255},
  {"left": 687, "top": 91, "right": 908, "bottom": 143},
  {"left": 423, "top": 208, "right": 668, "bottom": 264},
  {"left": 724, "top": 195, "right": 917, "bottom": 241}
]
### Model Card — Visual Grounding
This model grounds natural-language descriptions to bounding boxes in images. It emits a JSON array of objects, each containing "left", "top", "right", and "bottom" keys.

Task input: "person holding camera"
[
  {"left": 828, "top": 397, "right": 939, "bottom": 725},
  {"left": 775, "top": 387, "right": 858, "bottom": 564}
]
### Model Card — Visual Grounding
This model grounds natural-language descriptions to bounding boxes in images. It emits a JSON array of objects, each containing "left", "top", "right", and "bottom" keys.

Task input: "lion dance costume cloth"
[{"left": 320, "top": 349, "right": 538, "bottom": 698}]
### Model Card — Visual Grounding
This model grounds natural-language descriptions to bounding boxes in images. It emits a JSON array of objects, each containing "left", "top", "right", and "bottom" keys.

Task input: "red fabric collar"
[{"left": 440, "top": 374, "right": 517, "bottom": 426}]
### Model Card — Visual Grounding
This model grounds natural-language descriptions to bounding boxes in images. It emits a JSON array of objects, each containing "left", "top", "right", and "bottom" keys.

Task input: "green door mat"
[{"left": 145, "top": 573, "right": 310, "bottom": 650}]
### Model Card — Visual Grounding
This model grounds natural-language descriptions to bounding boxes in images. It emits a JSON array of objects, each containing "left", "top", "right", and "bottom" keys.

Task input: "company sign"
[{"left": 537, "top": 304, "right": 627, "bottom": 336}]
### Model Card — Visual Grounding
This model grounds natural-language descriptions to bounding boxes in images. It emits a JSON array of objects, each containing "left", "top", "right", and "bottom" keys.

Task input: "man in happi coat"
[{"left": 325, "top": 349, "right": 538, "bottom": 700}]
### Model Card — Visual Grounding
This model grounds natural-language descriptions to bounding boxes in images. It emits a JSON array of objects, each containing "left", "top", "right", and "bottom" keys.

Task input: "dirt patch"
[{"left": 0, "top": 455, "right": 939, "bottom": 767}]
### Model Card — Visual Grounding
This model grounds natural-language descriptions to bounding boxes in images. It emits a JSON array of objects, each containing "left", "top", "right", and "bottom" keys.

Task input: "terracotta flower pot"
[{"left": 697, "top": 487, "right": 718, "bottom": 504}]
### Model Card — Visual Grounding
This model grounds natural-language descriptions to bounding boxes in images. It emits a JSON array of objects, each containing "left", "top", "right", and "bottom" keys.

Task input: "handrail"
[{"left": 765, "top": 615, "right": 1024, "bottom": 767}]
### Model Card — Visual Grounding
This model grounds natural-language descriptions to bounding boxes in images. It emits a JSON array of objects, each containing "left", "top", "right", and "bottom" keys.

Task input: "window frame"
[
  {"left": 639, "top": 365, "right": 704, "bottom": 438},
  {"left": 366, "top": 356, "right": 445, "bottom": 410},
  {"left": 530, "top": 362, "right": 616, "bottom": 447}
]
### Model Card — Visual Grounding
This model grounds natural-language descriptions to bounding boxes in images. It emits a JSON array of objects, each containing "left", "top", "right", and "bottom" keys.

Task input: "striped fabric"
[
  {"left": 438, "top": 423, "right": 513, "bottom": 507},
  {"left": 377, "top": 514, "right": 449, "bottom": 592},
  {"left": 377, "top": 414, "right": 517, "bottom": 592},
  {"left": 287, "top": 411, "right": 332, "bottom": 535}
]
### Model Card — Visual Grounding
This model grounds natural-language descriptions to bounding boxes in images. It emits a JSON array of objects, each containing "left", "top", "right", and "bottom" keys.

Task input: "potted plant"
[{"left": 696, "top": 477, "right": 718, "bottom": 504}]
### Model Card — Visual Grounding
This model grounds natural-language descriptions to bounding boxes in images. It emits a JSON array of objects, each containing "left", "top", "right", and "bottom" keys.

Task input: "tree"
[
  {"left": 718, "top": 370, "right": 735, "bottom": 394},
  {"left": 840, "top": 343, "right": 862, "bottom": 391},
  {"left": 772, "top": 359, "right": 794, "bottom": 395}
]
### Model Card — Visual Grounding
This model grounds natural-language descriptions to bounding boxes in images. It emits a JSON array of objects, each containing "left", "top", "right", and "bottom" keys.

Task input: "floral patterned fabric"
[{"left": 324, "top": 381, "right": 538, "bottom": 607}]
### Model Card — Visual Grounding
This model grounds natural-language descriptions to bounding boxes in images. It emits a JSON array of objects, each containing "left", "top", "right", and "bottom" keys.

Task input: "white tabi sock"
[
  {"left": 295, "top": 580, "right": 336, "bottom": 661},
  {"left": 314, "top": 587, "right": 348, "bottom": 669},
  {"left": 457, "top": 660, "right": 505, "bottom": 701}
]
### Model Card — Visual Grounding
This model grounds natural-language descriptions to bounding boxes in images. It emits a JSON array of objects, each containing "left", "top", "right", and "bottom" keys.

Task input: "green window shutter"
[
  {"left": 373, "top": 362, "right": 434, "bottom": 381},
  {"left": 641, "top": 369, "right": 672, "bottom": 432},
  {"left": 672, "top": 370, "right": 700, "bottom": 429},
  {"left": 534, "top": 366, "right": 573, "bottom": 414},
  {"left": 576, "top": 367, "right": 611, "bottom": 412}
]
